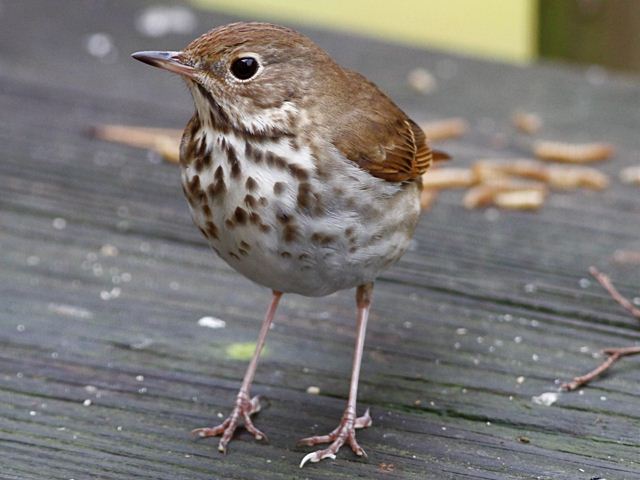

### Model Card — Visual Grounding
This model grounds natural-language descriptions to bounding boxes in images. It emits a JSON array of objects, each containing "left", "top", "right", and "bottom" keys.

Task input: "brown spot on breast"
[
  {"left": 234, "top": 207, "right": 248, "bottom": 225},
  {"left": 187, "top": 175, "right": 206, "bottom": 204},
  {"left": 240, "top": 240, "right": 251, "bottom": 250},
  {"left": 225, "top": 218, "right": 235, "bottom": 229},
  {"left": 311, "top": 233, "right": 335, "bottom": 246},
  {"left": 298, "top": 253, "right": 310, "bottom": 260},
  {"left": 245, "top": 142, "right": 263, "bottom": 163},
  {"left": 297, "top": 182, "right": 313, "bottom": 209},
  {"left": 244, "top": 194, "right": 257, "bottom": 209},
  {"left": 288, "top": 163, "right": 310, "bottom": 181},
  {"left": 238, "top": 248, "right": 249, "bottom": 256},
  {"left": 230, "top": 162, "right": 241, "bottom": 179},
  {"left": 273, "top": 182, "right": 285, "bottom": 195},
  {"left": 320, "top": 235, "right": 335, "bottom": 246},
  {"left": 283, "top": 224, "right": 298, "bottom": 243},
  {"left": 266, "top": 152, "right": 287, "bottom": 169},
  {"left": 259, "top": 197, "right": 268, "bottom": 207},
  {"left": 280, "top": 251, "right": 291, "bottom": 258},
  {"left": 345, "top": 227, "right": 355, "bottom": 237},
  {"left": 193, "top": 138, "right": 209, "bottom": 173},
  {"left": 349, "top": 246, "right": 357, "bottom": 253},
  {"left": 249, "top": 212, "right": 261, "bottom": 225},
  {"left": 205, "top": 221, "right": 219, "bottom": 239},
  {"left": 222, "top": 140, "right": 241, "bottom": 178},
  {"left": 182, "top": 183, "right": 196, "bottom": 207},
  {"left": 288, "top": 138, "right": 300, "bottom": 151},
  {"left": 228, "top": 251, "right": 240, "bottom": 260},
  {"left": 245, "top": 176, "right": 257, "bottom": 191},
  {"left": 259, "top": 223, "right": 271, "bottom": 233},
  {"left": 201, "top": 205, "right": 212, "bottom": 218},
  {"left": 207, "top": 166, "right": 227, "bottom": 198},
  {"left": 276, "top": 211, "right": 292, "bottom": 224}
]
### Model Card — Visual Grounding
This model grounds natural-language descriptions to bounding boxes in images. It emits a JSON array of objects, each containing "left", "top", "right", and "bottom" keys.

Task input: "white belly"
[{"left": 181, "top": 129, "right": 420, "bottom": 296}]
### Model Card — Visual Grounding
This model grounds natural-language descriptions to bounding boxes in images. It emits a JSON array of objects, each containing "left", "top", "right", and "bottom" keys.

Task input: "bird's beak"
[{"left": 131, "top": 51, "right": 197, "bottom": 79}]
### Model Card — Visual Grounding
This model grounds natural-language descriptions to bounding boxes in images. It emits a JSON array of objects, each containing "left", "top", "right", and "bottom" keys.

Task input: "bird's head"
[{"left": 132, "top": 22, "right": 340, "bottom": 135}]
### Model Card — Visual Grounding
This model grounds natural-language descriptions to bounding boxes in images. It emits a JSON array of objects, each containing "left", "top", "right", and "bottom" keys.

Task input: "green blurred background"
[{"left": 194, "top": 0, "right": 640, "bottom": 72}]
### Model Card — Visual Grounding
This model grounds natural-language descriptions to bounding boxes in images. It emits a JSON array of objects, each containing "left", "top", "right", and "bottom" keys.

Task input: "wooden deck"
[{"left": 1, "top": 2, "right": 639, "bottom": 479}]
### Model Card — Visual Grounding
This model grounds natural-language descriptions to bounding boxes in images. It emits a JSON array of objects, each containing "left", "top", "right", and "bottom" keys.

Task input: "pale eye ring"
[{"left": 230, "top": 56, "right": 260, "bottom": 80}]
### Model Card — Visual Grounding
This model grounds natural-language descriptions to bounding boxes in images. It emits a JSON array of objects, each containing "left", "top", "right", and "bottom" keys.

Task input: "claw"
[
  {"left": 192, "top": 393, "right": 266, "bottom": 453},
  {"left": 299, "top": 451, "right": 336, "bottom": 468},
  {"left": 298, "top": 408, "right": 372, "bottom": 467}
]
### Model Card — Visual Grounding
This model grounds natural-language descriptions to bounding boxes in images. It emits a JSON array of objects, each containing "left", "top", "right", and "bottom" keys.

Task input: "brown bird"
[{"left": 132, "top": 22, "right": 445, "bottom": 467}]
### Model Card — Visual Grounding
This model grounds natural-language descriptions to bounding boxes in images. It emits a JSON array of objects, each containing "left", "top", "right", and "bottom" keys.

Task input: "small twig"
[
  {"left": 562, "top": 267, "right": 640, "bottom": 391},
  {"left": 589, "top": 266, "right": 640, "bottom": 319},
  {"left": 562, "top": 346, "right": 640, "bottom": 391}
]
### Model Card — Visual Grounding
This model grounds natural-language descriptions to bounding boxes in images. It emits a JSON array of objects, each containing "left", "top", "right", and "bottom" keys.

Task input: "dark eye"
[{"left": 230, "top": 57, "right": 259, "bottom": 80}]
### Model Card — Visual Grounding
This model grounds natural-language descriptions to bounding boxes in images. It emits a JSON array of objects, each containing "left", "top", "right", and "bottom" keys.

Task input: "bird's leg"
[
  {"left": 192, "top": 291, "right": 282, "bottom": 453},
  {"left": 299, "top": 283, "right": 374, "bottom": 467}
]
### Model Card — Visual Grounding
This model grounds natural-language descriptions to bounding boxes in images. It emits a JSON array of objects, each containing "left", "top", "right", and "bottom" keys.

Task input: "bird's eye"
[{"left": 230, "top": 57, "right": 259, "bottom": 80}]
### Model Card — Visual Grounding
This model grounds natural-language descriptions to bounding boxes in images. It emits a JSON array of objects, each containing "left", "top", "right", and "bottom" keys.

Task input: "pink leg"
[
  {"left": 299, "top": 283, "right": 374, "bottom": 467},
  {"left": 192, "top": 290, "right": 282, "bottom": 453}
]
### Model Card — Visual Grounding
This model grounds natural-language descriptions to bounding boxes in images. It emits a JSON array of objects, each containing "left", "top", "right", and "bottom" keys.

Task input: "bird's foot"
[
  {"left": 298, "top": 407, "right": 372, "bottom": 467},
  {"left": 191, "top": 392, "right": 267, "bottom": 453}
]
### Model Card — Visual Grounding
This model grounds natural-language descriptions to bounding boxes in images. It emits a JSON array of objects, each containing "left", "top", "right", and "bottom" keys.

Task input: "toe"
[
  {"left": 298, "top": 433, "right": 335, "bottom": 446},
  {"left": 191, "top": 418, "right": 231, "bottom": 438},
  {"left": 243, "top": 412, "right": 268, "bottom": 442},
  {"left": 347, "top": 431, "right": 367, "bottom": 458}
]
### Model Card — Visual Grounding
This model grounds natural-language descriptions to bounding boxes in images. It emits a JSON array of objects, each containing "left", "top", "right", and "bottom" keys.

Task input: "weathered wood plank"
[{"left": 0, "top": 1, "right": 639, "bottom": 479}]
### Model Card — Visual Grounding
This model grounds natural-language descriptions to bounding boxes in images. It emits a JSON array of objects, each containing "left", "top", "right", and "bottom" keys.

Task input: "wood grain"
[{"left": 0, "top": 1, "right": 638, "bottom": 479}]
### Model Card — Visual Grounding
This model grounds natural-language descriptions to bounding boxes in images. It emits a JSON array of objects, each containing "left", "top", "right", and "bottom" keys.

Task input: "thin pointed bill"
[{"left": 131, "top": 50, "right": 196, "bottom": 78}]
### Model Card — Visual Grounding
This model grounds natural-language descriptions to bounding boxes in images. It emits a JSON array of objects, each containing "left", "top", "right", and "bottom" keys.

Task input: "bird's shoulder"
[{"left": 330, "top": 70, "right": 433, "bottom": 182}]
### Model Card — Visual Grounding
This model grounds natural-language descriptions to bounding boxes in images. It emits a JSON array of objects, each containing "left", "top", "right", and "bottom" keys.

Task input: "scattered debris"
[
  {"left": 85, "top": 33, "right": 117, "bottom": 62},
  {"left": 198, "top": 316, "right": 226, "bottom": 329},
  {"left": 473, "top": 159, "right": 609, "bottom": 190},
  {"left": 562, "top": 267, "right": 640, "bottom": 391},
  {"left": 378, "top": 462, "right": 396, "bottom": 473},
  {"left": 136, "top": 5, "right": 197, "bottom": 38},
  {"left": 91, "top": 124, "right": 181, "bottom": 163},
  {"left": 532, "top": 391, "right": 559, "bottom": 406},
  {"left": 421, "top": 167, "right": 476, "bottom": 189},
  {"left": 407, "top": 68, "right": 437, "bottom": 94},
  {"left": 419, "top": 188, "right": 438, "bottom": 211},
  {"left": 533, "top": 141, "right": 614, "bottom": 163},
  {"left": 512, "top": 111, "right": 542, "bottom": 135},
  {"left": 612, "top": 249, "right": 640, "bottom": 265},
  {"left": 47, "top": 303, "right": 94, "bottom": 319},
  {"left": 306, "top": 386, "right": 320, "bottom": 395},
  {"left": 546, "top": 165, "right": 609, "bottom": 190},
  {"left": 420, "top": 118, "right": 468, "bottom": 141},
  {"left": 517, "top": 435, "right": 531, "bottom": 444},
  {"left": 619, "top": 165, "right": 640, "bottom": 185},
  {"left": 463, "top": 180, "right": 547, "bottom": 210}
]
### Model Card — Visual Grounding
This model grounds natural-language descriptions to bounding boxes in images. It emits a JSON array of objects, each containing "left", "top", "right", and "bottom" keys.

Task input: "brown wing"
[{"left": 331, "top": 71, "right": 437, "bottom": 182}]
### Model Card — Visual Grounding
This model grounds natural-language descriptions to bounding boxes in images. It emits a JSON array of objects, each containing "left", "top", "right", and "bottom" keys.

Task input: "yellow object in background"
[{"left": 192, "top": 0, "right": 537, "bottom": 63}]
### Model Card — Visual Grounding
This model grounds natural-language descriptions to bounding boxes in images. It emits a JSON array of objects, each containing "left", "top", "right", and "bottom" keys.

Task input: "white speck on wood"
[
  {"left": 532, "top": 392, "right": 559, "bottom": 406},
  {"left": 198, "top": 316, "right": 226, "bottom": 329}
]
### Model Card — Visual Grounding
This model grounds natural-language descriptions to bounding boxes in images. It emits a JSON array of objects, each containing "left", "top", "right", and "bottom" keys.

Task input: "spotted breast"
[{"left": 179, "top": 89, "right": 421, "bottom": 297}]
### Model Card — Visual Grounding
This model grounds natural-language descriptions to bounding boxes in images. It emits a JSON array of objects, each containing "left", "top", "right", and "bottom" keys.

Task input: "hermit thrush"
[{"left": 132, "top": 22, "right": 444, "bottom": 467}]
